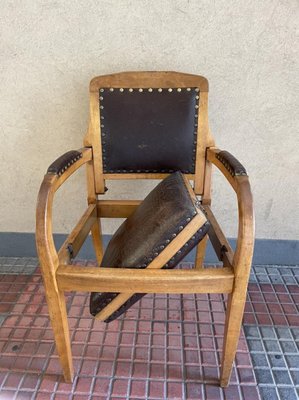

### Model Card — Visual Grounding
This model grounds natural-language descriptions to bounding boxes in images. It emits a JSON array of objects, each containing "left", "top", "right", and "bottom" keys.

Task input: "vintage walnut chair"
[{"left": 36, "top": 71, "right": 254, "bottom": 387}]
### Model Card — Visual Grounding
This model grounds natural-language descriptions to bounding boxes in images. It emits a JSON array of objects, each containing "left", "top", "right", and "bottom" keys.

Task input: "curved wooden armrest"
[
  {"left": 36, "top": 147, "right": 93, "bottom": 276},
  {"left": 207, "top": 147, "right": 248, "bottom": 192},
  {"left": 207, "top": 147, "right": 255, "bottom": 274}
]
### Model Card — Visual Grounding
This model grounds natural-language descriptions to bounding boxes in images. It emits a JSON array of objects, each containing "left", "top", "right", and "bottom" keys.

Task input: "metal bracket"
[
  {"left": 220, "top": 245, "right": 228, "bottom": 261},
  {"left": 67, "top": 243, "right": 74, "bottom": 260}
]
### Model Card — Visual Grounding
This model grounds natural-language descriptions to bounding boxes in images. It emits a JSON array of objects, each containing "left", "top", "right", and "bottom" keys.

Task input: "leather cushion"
[
  {"left": 100, "top": 88, "right": 199, "bottom": 174},
  {"left": 90, "top": 171, "right": 209, "bottom": 322}
]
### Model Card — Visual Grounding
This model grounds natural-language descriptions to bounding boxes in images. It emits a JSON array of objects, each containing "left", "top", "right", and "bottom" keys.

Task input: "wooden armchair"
[{"left": 36, "top": 71, "right": 254, "bottom": 387}]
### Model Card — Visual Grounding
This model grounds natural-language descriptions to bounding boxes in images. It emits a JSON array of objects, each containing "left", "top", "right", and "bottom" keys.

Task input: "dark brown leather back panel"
[
  {"left": 90, "top": 171, "right": 210, "bottom": 322},
  {"left": 100, "top": 88, "right": 199, "bottom": 174}
]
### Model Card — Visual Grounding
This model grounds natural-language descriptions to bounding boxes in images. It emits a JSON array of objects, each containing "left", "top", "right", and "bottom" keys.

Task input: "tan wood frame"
[{"left": 36, "top": 72, "right": 254, "bottom": 388}]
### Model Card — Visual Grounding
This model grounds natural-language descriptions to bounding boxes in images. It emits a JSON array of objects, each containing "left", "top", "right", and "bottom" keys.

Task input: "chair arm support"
[
  {"left": 206, "top": 147, "right": 254, "bottom": 276},
  {"left": 36, "top": 147, "right": 93, "bottom": 279}
]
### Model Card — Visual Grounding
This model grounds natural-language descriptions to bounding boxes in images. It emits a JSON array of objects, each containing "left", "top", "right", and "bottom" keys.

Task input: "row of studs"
[
  {"left": 48, "top": 152, "right": 83, "bottom": 176},
  {"left": 100, "top": 87, "right": 199, "bottom": 93},
  {"left": 93, "top": 292, "right": 118, "bottom": 316},
  {"left": 99, "top": 88, "right": 200, "bottom": 174},
  {"left": 216, "top": 152, "right": 247, "bottom": 177},
  {"left": 105, "top": 220, "right": 210, "bottom": 321},
  {"left": 58, "top": 153, "right": 82, "bottom": 176}
]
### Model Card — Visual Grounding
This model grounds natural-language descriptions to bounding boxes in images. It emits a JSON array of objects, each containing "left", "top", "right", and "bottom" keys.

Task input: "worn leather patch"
[
  {"left": 99, "top": 88, "right": 199, "bottom": 174},
  {"left": 90, "top": 171, "right": 209, "bottom": 322}
]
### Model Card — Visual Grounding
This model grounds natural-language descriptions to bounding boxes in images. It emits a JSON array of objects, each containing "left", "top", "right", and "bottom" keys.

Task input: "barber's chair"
[{"left": 36, "top": 71, "right": 254, "bottom": 387}]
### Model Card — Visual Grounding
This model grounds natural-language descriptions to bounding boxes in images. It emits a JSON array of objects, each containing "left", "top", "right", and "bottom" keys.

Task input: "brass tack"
[
  {"left": 195, "top": 105, "right": 199, "bottom": 109},
  {"left": 154, "top": 252, "right": 159, "bottom": 256},
  {"left": 195, "top": 88, "right": 199, "bottom": 92},
  {"left": 177, "top": 88, "right": 181, "bottom": 92},
  {"left": 129, "top": 88, "right": 133, "bottom": 92},
  {"left": 100, "top": 88, "right": 104, "bottom": 92},
  {"left": 196, "top": 95, "right": 199, "bottom": 100},
  {"left": 165, "top": 239, "right": 170, "bottom": 244},
  {"left": 172, "top": 233, "right": 176, "bottom": 238},
  {"left": 109, "top": 88, "right": 114, "bottom": 92},
  {"left": 100, "top": 96, "right": 103, "bottom": 100},
  {"left": 186, "top": 217, "right": 191, "bottom": 222},
  {"left": 119, "top": 88, "right": 124, "bottom": 92},
  {"left": 178, "top": 226, "right": 184, "bottom": 230},
  {"left": 100, "top": 105, "right": 104, "bottom": 109},
  {"left": 148, "top": 88, "right": 153, "bottom": 92},
  {"left": 139, "top": 88, "right": 143, "bottom": 92},
  {"left": 168, "top": 88, "right": 173, "bottom": 92},
  {"left": 187, "top": 88, "right": 191, "bottom": 91},
  {"left": 158, "top": 88, "right": 162, "bottom": 92}
]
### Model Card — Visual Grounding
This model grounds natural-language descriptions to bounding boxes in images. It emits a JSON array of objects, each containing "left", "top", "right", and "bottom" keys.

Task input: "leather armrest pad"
[
  {"left": 47, "top": 150, "right": 83, "bottom": 176},
  {"left": 216, "top": 151, "right": 247, "bottom": 176}
]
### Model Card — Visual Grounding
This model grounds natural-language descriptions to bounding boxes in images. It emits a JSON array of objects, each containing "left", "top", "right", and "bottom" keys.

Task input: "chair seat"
[{"left": 90, "top": 171, "right": 210, "bottom": 322}]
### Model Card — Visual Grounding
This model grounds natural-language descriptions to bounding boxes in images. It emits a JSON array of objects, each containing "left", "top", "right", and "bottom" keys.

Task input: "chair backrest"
[{"left": 85, "top": 71, "right": 215, "bottom": 194}]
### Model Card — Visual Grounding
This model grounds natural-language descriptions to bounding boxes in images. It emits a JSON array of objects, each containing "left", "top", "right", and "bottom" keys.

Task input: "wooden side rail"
[
  {"left": 56, "top": 265, "right": 234, "bottom": 293},
  {"left": 97, "top": 200, "right": 141, "bottom": 218}
]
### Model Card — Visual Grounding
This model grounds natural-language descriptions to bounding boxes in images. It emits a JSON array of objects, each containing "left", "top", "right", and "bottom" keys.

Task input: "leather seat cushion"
[{"left": 90, "top": 171, "right": 210, "bottom": 322}]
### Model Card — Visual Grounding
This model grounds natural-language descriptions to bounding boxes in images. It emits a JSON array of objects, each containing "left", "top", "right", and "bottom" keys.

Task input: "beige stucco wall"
[{"left": 1, "top": 1, "right": 298, "bottom": 240}]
